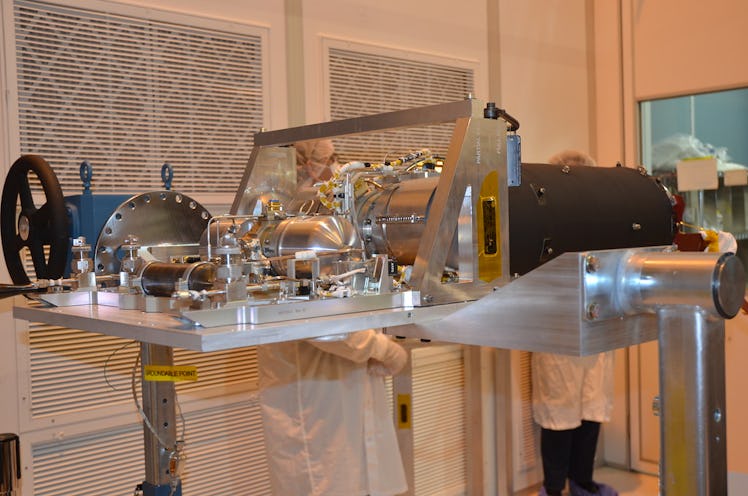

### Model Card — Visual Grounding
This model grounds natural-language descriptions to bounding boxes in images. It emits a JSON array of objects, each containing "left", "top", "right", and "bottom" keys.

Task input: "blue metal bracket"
[
  {"left": 141, "top": 481, "right": 182, "bottom": 496},
  {"left": 161, "top": 163, "right": 173, "bottom": 191}
]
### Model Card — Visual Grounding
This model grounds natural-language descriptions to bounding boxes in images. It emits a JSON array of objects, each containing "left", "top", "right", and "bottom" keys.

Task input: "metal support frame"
[
  {"left": 230, "top": 97, "right": 509, "bottom": 306},
  {"left": 140, "top": 343, "right": 182, "bottom": 496}
]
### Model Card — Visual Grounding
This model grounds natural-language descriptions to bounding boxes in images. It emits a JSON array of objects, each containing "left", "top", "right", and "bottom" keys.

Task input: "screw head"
[
  {"left": 585, "top": 255, "right": 600, "bottom": 273},
  {"left": 587, "top": 302, "right": 601, "bottom": 320}
]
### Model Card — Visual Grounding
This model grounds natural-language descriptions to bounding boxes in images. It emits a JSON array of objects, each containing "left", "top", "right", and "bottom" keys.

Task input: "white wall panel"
[
  {"left": 632, "top": 0, "right": 748, "bottom": 100},
  {"left": 299, "top": 0, "right": 489, "bottom": 125},
  {"left": 498, "top": 0, "right": 593, "bottom": 164}
]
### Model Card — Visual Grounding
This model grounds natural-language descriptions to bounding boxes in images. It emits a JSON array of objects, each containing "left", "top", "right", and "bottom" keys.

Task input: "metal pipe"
[
  {"left": 658, "top": 307, "right": 726, "bottom": 496},
  {"left": 620, "top": 251, "right": 745, "bottom": 318}
]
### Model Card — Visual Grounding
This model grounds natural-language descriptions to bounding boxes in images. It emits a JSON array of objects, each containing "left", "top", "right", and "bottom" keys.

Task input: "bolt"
[
  {"left": 652, "top": 396, "right": 661, "bottom": 416},
  {"left": 561, "top": 165, "right": 571, "bottom": 174},
  {"left": 423, "top": 294, "right": 434, "bottom": 304},
  {"left": 632, "top": 222, "right": 642, "bottom": 231},
  {"left": 587, "top": 302, "right": 601, "bottom": 320},
  {"left": 585, "top": 255, "right": 600, "bottom": 273},
  {"left": 714, "top": 408, "right": 722, "bottom": 423}
]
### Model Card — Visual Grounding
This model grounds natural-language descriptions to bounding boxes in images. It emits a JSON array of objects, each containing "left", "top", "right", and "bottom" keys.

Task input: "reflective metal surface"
[
  {"left": 261, "top": 216, "right": 359, "bottom": 275},
  {"left": 95, "top": 191, "right": 210, "bottom": 274},
  {"left": 357, "top": 176, "right": 438, "bottom": 265},
  {"left": 658, "top": 307, "right": 726, "bottom": 496}
]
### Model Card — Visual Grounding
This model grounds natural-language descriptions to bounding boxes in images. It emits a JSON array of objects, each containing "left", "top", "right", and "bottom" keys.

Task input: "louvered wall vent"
[
  {"left": 28, "top": 324, "right": 258, "bottom": 419},
  {"left": 32, "top": 400, "right": 271, "bottom": 496},
  {"left": 327, "top": 45, "right": 474, "bottom": 164},
  {"left": 411, "top": 345, "right": 467, "bottom": 495},
  {"left": 517, "top": 351, "right": 539, "bottom": 470},
  {"left": 13, "top": 0, "right": 264, "bottom": 196}
]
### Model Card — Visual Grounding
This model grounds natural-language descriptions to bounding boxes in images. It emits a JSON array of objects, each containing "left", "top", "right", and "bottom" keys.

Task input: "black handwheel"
[{"left": 1, "top": 155, "right": 69, "bottom": 284}]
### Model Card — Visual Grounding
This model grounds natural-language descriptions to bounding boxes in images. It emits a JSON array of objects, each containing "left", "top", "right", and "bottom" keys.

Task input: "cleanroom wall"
[{"left": 589, "top": 0, "right": 748, "bottom": 484}]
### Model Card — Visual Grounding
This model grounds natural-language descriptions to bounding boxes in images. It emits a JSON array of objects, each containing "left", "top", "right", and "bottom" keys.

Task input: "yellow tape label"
[
  {"left": 144, "top": 365, "right": 198, "bottom": 382},
  {"left": 397, "top": 393, "right": 412, "bottom": 429}
]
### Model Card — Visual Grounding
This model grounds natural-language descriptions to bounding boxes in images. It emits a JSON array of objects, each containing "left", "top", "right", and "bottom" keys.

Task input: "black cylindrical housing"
[
  {"left": 140, "top": 262, "right": 216, "bottom": 296},
  {"left": 509, "top": 163, "right": 675, "bottom": 275}
]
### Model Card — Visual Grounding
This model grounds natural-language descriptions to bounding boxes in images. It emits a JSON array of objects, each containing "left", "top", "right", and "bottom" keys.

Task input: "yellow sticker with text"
[
  {"left": 144, "top": 365, "right": 198, "bottom": 382},
  {"left": 397, "top": 394, "right": 412, "bottom": 429}
]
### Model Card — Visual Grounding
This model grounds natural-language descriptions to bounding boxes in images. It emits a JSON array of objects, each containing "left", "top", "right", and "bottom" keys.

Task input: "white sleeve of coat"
[{"left": 308, "top": 329, "right": 390, "bottom": 364}]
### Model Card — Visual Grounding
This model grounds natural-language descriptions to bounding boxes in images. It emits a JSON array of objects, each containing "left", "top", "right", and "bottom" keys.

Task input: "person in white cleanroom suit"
[
  {"left": 258, "top": 330, "right": 409, "bottom": 496},
  {"left": 258, "top": 140, "right": 408, "bottom": 496},
  {"left": 532, "top": 150, "right": 618, "bottom": 496}
]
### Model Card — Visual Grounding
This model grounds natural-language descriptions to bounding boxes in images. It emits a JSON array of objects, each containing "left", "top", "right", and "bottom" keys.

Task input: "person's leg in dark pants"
[
  {"left": 540, "top": 427, "right": 574, "bottom": 495},
  {"left": 568, "top": 420, "right": 601, "bottom": 492}
]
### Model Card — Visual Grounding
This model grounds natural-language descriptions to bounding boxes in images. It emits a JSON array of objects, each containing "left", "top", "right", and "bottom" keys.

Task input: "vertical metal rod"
[
  {"left": 658, "top": 306, "right": 726, "bottom": 496},
  {"left": 140, "top": 343, "right": 179, "bottom": 494}
]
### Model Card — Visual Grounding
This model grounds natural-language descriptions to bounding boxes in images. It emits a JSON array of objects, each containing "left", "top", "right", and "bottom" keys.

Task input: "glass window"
[{"left": 640, "top": 88, "right": 748, "bottom": 267}]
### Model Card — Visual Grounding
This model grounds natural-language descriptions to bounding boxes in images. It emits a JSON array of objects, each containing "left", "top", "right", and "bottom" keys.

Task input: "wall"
[
  {"left": 298, "top": 0, "right": 490, "bottom": 125},
  {"left": 594, "top": 0, "right": 748, "bottom": 480},
  {"left": 498, "top": 0, "right": 594, "bottom": 164},
  {"left": 632, "top": 0, "right": 748, "bottom": 100}
]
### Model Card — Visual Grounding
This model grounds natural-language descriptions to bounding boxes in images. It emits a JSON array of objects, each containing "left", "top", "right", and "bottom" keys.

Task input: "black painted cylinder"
[
  {"left": 508, "top": 163, "right": 675, "bottom": 275},
  {"left": 140, "top": 262, "right": 216, "bottom": 296}
]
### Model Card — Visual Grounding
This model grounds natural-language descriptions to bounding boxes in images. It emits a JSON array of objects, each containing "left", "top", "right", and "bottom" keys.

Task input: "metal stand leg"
[
  {"left": 140, "top": 343, "right": 182, "bottom": 496},
  {"left": 658, "top": 306, "right": 727, "bottom": 496}
]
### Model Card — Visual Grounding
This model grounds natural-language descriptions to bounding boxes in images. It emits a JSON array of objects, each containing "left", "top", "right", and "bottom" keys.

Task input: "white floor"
[{"left": 515, "top": 466, "right": 659, "bottom": 496}]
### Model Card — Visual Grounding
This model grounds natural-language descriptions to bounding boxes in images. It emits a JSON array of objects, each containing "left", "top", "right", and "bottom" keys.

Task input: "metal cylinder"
[
  {"left": 0, "top": 433, "right": 21, "bottom": 496},
  {"left": 508, "top": 163, "right": 675, "bottom": 275},
  {"left": 357, "top": 176, "right": 445, "bottom": 265},
  {"left": 261, "top": 216, "right": 359, "bottom": 276},
  {"left": 620, "top": 251, "right": 745, "bottom": 318},
  {"left": 658, "top": 307, "right": 726, "bottom": 496},
  {"left": 140, "top": 262, "right": 216, "bottom": 297}
]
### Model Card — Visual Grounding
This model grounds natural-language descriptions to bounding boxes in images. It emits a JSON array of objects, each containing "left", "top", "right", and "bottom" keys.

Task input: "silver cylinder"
[
  {"left": 261, "top": 216, "right": 359, "bottom": 276},
  {"left": 0, "top": 433, "right": 20, "bottom": 496},
  {"left": 620, "top": 251, "right": 745, "bottom": 318},
  {"left": 357, "top": 176, "right": 438, "bottom": 265},
  {"left": 140, "top": 261, "right": 216, "bottom": 296}
]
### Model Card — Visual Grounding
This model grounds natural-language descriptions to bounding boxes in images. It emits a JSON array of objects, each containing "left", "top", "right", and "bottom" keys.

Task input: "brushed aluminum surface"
[
  {"left": 180, "top": 291, "right": 420, "bottom": 327},
  {"left": 658, "top": 307, "right": 727, "bottom": 496},
  {"left": 14, "top": 295, "right": 462, "bottom": 352}
]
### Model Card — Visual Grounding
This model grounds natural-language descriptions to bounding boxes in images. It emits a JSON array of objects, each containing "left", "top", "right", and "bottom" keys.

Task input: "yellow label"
[
  {"left": 397, "top": 394, "right": 412, "bottom": 429},
  {"left": 144, "top": 365, "right": 198, "bottom": 382},
  {"left": 477, "top": 170, "right": 502, "bottom": 282}
]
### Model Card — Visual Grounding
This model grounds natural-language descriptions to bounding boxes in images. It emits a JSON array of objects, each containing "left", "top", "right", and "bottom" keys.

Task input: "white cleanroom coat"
[
  {"left": 531, "top": 351, "right": 614, "bottom": 431},
  {"left": 258, "top": 329, "right": 408, "bottom": 496}
]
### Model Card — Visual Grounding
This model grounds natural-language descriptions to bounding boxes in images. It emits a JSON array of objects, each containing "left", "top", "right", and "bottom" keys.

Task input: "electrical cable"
[{"left": 104, "top": 340, "right": 137, "bottom": 392}]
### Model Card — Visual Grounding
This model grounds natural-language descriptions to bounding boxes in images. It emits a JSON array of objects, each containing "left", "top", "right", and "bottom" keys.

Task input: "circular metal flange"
[{"left": 94, "top": 190, "right": 211, "bottom": 275}]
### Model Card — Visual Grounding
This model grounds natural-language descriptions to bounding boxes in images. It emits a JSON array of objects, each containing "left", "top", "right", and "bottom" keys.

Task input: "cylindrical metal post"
[
  {"left": 0, "top": 433, "right": 21, "bottom": 496},
  {"left": 658, "top": 306, "right": 726, "bottom": 496}
]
